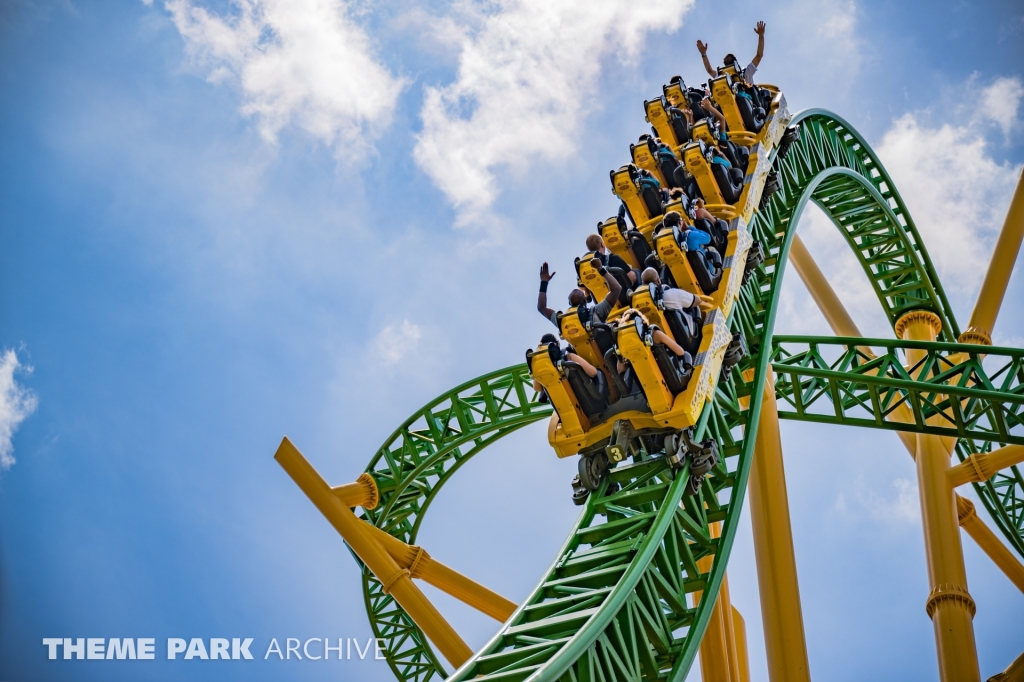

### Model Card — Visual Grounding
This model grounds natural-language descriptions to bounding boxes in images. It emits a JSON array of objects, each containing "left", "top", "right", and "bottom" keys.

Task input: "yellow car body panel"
[{"left": 631, "top": 143, "right": 667, "bottom": 187}]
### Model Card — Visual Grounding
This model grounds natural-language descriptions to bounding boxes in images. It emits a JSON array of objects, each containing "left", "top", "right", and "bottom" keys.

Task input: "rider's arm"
[
  {"left": 537, "top": 262, "right": 557, "bottom": 322},
  {"left": 653, "top": 329, "right": 686, "bottom": 357},
  {"left": 566, "top": 353, "right": 599, "bottom": 378},
  {"left": 697, "top": 40, "right": 715, "bottom": 77},
  {"left": 702, "top": 98, "right": 727, "bottom": 131},
  {"left": 752, "top": 22, "right": 766, "bottom": 67},
  {"left": 594, "top": 258, "right": 621, "bottom": 309}
]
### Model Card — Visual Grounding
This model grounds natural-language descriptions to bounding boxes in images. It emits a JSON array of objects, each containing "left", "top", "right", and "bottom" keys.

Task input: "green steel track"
[{"left": 351, "top": 110, "right": 1024, "bottom": 681}]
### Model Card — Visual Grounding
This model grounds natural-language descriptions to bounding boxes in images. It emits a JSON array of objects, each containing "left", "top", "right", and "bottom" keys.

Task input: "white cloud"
[
  {"left": 875, "top": 76, "right": 1023, "bottom": 301},
  {"left": 836, "top": 476, "right": 919, "bottom": 525},
  {"left": 165, "top": 0, "right": 405, "bottom": 160},
  {"left": 979, "top": 75, "right": 1024, "bottom": 139},
  {"left": 414, "top": 0, "right": 694, "bottom": 230},
  {"left": 372, "top": 319, "right": 422, "bottom": 368},
  {"left": 0, "top": 349, "right": 38, "bottom": 471}
]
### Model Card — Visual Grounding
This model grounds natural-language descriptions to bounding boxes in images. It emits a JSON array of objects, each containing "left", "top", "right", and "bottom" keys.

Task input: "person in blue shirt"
[{"left": 664, "top": 211, "right": 711, "bottom": 252}]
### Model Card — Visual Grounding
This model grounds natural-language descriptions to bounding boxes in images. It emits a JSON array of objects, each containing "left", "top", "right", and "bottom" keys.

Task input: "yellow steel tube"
[
  {"left": 947, "top": 445, "right": 1024, "bottom": 488},
  {"left": 956, "top": 497, "right": 1024, "bottom": 594},
  {"left": 332, "top": 472, "right": 379, "bottom": 509},
  {"left": 961, "top": 167, "right": 1024, "bottom": 346},
  {"left": 274, "top": 437, "right": 472, "bottom": 668},
  {"left": 749, "top": 370, "right": 812, "bottom": 682},
  {"left": 696, "top": 523, "right": 735, "bottom": 682},
  {"left": 989, "top": 650, "right": 1024, "bottom": 682},
  {"left": 731, "top": 606, "right": 751, "bottom": 682},
  {"left": 720, "top": 574, "right": 743, "bottom": 682},
  {"left": 899, "top": 314, "right": 981, "bottom": 682},
  {"left": 362, "top": 523, "right": 517, "bottom": 622},
  {"left": 789, "top": 234, "right": 862, "bottom": 337}
]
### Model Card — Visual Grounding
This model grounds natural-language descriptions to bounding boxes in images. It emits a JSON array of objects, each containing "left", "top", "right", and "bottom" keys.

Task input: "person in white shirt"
[
  {"left": 696, "top": 21, "right": 765, "bottom": 82},
  {"left": 640, "top": 268, "right": 715, "bottom": 312}
]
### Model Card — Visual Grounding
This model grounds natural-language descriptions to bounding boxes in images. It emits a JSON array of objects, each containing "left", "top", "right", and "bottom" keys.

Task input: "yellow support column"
[
  {"left": 274, "top": 437, "right": 473, "bottom": 669},
  {"left": 960, "top": 166, "right": 1024, "bottom": 346},
  {"left": 749, "top": 370, "right": 812, "bottom": 682},
  {"left": 731, "top": 605, "right": 752, "bottom": 682},
  {"left": 897, "top": 312, "right": 981, "bottom": 682},
  {"left": 696, "top": 523, "right": 736, "bottom": 682}
]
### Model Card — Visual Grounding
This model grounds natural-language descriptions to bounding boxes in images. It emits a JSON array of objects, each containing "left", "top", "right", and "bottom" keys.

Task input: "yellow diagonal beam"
[
  {"left": 961, "top": 167, "right": 1024, "bottom": 346},
  {"left": 948, "top": 445, "right": 1024, "bottom": 488},
  {"left": 274, "top": 437, "right": 472, "bottom": 669},
  {"left": 362, "top": 523, "right": 517, "bottom": 623},
  {"left": 956, "top": 497, "right": 1024, "bottom": 594}
]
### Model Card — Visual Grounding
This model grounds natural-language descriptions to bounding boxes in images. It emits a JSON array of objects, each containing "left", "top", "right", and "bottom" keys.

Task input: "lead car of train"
[{"left": 526, "top": 64, "right": 797, "bottom": 504}]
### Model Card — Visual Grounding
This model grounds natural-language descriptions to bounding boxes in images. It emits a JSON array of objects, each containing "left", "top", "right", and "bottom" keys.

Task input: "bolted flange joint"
[{"left": 925, "top": 583, "right": 976, "bottom": 619}]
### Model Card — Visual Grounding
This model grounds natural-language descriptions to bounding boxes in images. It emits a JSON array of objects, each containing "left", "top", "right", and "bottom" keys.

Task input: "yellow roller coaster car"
[{"left": 537, "top": 306, "right": 732, "bottom": 459}]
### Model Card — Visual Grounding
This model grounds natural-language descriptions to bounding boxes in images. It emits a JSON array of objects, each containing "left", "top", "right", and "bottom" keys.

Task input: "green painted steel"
[
  {"left": 348, "top": 109, "right": 1024, "bottom": 681},
  {"left": 770, "top": 335, "right": 1024, "bottom": 555}
]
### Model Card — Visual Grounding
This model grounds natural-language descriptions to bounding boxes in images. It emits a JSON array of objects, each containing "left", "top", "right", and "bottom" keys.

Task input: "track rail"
[{"left": 352, "top": 110, "right": 1024, "bottom": 681}]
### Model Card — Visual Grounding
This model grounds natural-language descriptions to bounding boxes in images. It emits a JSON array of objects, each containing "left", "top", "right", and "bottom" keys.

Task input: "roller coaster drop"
[{"left": 275, "top": 67, "right": 1024, "bottom": 682}]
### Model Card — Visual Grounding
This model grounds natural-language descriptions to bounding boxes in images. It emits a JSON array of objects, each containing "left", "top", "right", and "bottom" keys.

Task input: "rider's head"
[
  {"left": 641, "top": 268, "right": 662, "bottom": 287},
  {"left": 723, "top": 53, "right": 737, "bottom": 67},
  {"left": 585, "top": 234, "right": 604, "bottom": 253},
  {"left": 663, "top": 211, "right": 683, "bottom": 228},
  {"left": 568, "top": 289, "right": 588, "bottom": 308},
  {"left": 540, "top": 333, "right": 558, "bottom": 346}
]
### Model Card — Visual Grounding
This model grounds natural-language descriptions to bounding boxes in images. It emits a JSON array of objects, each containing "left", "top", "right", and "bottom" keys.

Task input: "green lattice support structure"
[{"left": 325, "top": 109, "right": 1024, "bottom": 681}]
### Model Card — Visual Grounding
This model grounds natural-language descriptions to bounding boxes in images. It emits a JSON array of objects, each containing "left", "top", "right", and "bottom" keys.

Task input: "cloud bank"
[
  {"left": 876, "top": 76, "right": 1023, "bottom": 298},
  {"left": 414, "top": 0, "right": 695, "bottom": 229},
  {"left": 165, "top": 0, "right": 405, "bottom": 160},
  {"left": 0, "top": 349, "right": 38, "bottom": 470}
]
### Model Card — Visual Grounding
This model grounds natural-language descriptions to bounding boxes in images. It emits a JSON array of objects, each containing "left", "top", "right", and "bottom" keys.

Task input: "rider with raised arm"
[
  {"left": 697, "top": 21, "right": 765, "bottom": 81},
  {"left": 537, "top": 260, "right": 622, "bottom": 327}
]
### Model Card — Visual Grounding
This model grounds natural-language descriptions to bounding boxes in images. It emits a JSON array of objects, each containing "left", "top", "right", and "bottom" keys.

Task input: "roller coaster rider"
[
  {"left": 537, "top": 260, "right": 622, "bottom": 327},
  {"left": 698, "top": 21, "right": 772, "bottom": 112},
  {"left": 586, "top": 233, "right": 639, "bottom": 286}
]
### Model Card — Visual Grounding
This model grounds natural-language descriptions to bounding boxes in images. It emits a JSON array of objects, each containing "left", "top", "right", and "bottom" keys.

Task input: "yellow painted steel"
[
  {"left": 696, "top": 523, "right": 737, "bottom": 682},
  {"left": 361, "top": 524, "right": 518, "bottom": 622},
  {"left": 545, "top": 308, "right": 731, "bottom": 457},
  {"left": 749, "top": 370, "right": 812, "bottom": 682},
  {"left": 631, "top": 141, "right": 668, "bottom": 187},
  {"left": 731, "top": 605, "right": 752, "bottom": 682},
  {"left": 961, "top": 167, "right": 1024, "bottom": 346},
  {"left": 575, "top": 252, "right": 612, "bottom": 302},
  {"left": 956, "top": 497, "right": 1024, "bottom": 594},
  {"left": 898, "top": 312, "right": 981, "bottom": 682},
  {"left": 274, "top": 437, "right": 473, "bottom": 668},
  {"left": 789, "top": 234, "right": 862, "bottom": 338},
  {"left": 597, "top": 216, "right": 640, "bottom": 269},
  {"left": 644, "top": 98, "right": 685, "bottom": 152},
  {"left": 989, "top": 650, "right": 1024, "bottom": 682},
  {"left": 331, "top": 472, "right": 379, "bottom": 509},
  {"left": 947, "top": 445, "right": 1024, "bottom": 488},
  {"left": 710, "top": 76, "right": 746, "bottom": 134}
]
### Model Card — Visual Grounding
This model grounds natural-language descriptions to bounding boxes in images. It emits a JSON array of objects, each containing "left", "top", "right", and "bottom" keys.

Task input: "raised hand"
[
  {"left": 696, "top": 40, "right": 708, "bottom": 55},
  {"left": 755, "top": 21, "right": 766, "bottom": 36},
  {"left": 540, "top": 262, "right": 556, "bottom": 282}
]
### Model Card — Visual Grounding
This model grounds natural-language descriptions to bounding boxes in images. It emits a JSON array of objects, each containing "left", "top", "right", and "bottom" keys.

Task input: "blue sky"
[{"left": 1, "top": 0, "right": 1023, "bottom": 680}]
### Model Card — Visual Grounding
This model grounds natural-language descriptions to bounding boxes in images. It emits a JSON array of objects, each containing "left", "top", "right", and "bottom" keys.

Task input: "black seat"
[
  {"left": 651, "top": 340, "right": 693, "bottom": 395},
  {"left": 662, "top": 306, "right": 703, "bottom": 356},
  {"left": 687, "top": 247, "right": 723, "bottom": 293},
  {"left": 721, "top": 140, "right": 750, "bottom": 173},
  {"left": 626, "top": 228, "right": 653, "bottom": 264},
  {"left": 693, "top": 217, "right": 728, "bottom": 254},
  {"left": 564, "top": 363, "right": 609, "bottom": 418},
  {"left": 667, "top": 106, "right": 691, "bottom": 146},
  {"left": 591, "top": 322, "right": 615, "bottom": 358},
  {"left": 736, "top": 88, "right": 766, "bottom": 132},
  {"left": 607, "top": 266, "right": 634, "bottom": 306},
  {"left": 638, "top": 174, "right": 665, "bottom": 218},
  {"left": 686, "top": 87, "right": 711, "bottom": 123},
  {"left": 711, "top": 161, "right": 744, "bottom": 203}
]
